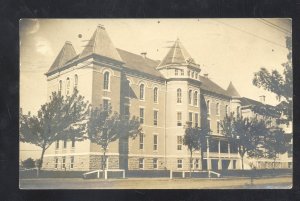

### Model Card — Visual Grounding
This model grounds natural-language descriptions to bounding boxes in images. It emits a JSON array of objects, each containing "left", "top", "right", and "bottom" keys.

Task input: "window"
[
  {"left": 154, "top": 110, "right": 158, "bottom": 126},
  {"left": 66, "top": 77, "right": 70, "bottom": 95},
  {"left": 177, "top": 112, "right": 182, "bottom": 126},
  {"left": 139, "top": 133, "right": 144, "bottom": 150},
  {"left": 139, "top": 158, "right": 144, "bottom": 169},
  {"left": 55, "top": 140, "right": 59, "bottom": 149},
  {"left": 207, "top": 100, "right": 210, "bottom": 114},
  {"left": 217, "top": 121, "right": 220, "bottom": 134},
  {"left": 70, "top": 156, "right": 74, "bottom": 169},
  {"left": 62, "top": 157, "right": 66, "bottom": 169},
  {"left": 189, "top": 112, "right": 193, "bottom": 124},
  {"left": 207, "top": 119, "right": 211, "bottom": 130},
  {"left": 225, "top": 105, "right": 229, "bottom": 116},
  {"left": 153, "top": 87, "right": 158, "bottom": 103},
  {"left": 194, "top": 113, "right": 199, "bottom": 127},
  {"left": 188, "top": 90, "right": 192, "bottom": 105},
  {"left": 175, "top": 69, "right": 178, "bottom": 76},
  {"left": 153, "top": 158, "right": 158, "bottom": 169},
  {"left": 181, "top": 69, "right": 184, "bottom": 76},
  {"left": 54, "top": 158, "right": 58, "bottom": 169},
  {"left": 103, "top": 71, "right": 110, "bottom": 90},
  {"left": 192, "top": 71, "right": 194, "bottom": 78},
  {"left": 216, "top": 103, "right": 220, "bottom": 115},
  {"left": 177, "top": 159, "right": 183, "bottom": 169},
  {"left": 194, "top": 91, "right": 198, "bottom": 106},
  {"left": 140, "top": 108, "right": 144, "bottom": 124},
  {"left": 195, "top": 159, "right": 199, "bottom": 169},
  {"left": 71, "top": 139, "right": 75, "bottom": 148},
  {"left": 63, "top": 140, "right": 67, "bottom": 149},
  {"left": 188, "top": 70, "right": 190, "bottom": 77},
  {"left": 177, "top": 136, "right": 183, "bottom": 150},
  {"left": 103, "top": 99, "right": 109, "bottom": 110},
  {"left": 140, "top": 84, "right": 145, "bottom": 100},
  {"left": 58, "top": 80, "right": 62, "bottom": 93},
  {"left": 153, "top": 134, "right": 158, "bottom": 151},
  {"left": 74, "top": 74, "right": 78, "bottom": 88},
  {"left": 195, "top": 72, "right": 198, "bottom": 79},
  {"left": 177, "top": 88, "right": 182, "bottom": 103}
]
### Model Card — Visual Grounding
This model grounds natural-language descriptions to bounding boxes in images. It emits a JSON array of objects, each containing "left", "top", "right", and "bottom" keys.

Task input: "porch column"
[
  {"left": 218, "top": 140, "right": 222, "bottom": 170},
  {"left": 206, "top": 137, "right": 211, "bottom": 170}
]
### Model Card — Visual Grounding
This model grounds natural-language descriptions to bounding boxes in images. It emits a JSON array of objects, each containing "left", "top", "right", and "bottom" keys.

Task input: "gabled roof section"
[
  {"left": 117, "top": 48, "right": 164, "bottom": 79},
  {"left": 158, "top": 38, "right": 196, "bottom": 67},
  {"left": 226, "top": 81, "right": 241, "bottom": 98},
  {"left": 79, "top": 25, "right": 123, "bottom": 62},
  {"left": 199, "top": 75, "right": 230, "bottom": 97},
  {"left": 47, "top": 41, "right": 77, "bottom": 74}
]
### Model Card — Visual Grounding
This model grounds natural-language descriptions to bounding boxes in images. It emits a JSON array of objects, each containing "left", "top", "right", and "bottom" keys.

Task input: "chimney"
[
  {"left": 204, "top": 73, "right": 209, "bottom": 78},
  {"left": 141, "top": 52, "right": 147, "bottom": 59},
  {"left": 259, "top": 95, "right": 266, "bottom": 103}
]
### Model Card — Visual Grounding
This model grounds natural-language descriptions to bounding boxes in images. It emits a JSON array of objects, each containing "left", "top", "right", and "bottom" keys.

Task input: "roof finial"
[{"left": 97, "top": 24, "right": 105, "bottom": 29}]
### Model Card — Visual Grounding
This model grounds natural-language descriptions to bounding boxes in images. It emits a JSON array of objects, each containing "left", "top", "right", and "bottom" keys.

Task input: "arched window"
[
  {"left": 188, "top": 70, "right": 190, "bottom": 77},
  {"left": 193, "top": 91, "right": 198, "bottom": 106},
  {"left": 103, "top": 71, "right": 110, "bottom": 90},
  {"left": 177, "top": 88, "right": 182, "bottom": 103},
  {"left": 66, "top": 77, "right": 70, "bottom": 95},
  {"left": 207, "top": 100, "right": 210, "bottom": 114},
  {"left": 58, "top": 80, "right": 62, "bottom": 93},
  {"left": 216, "top": 103, "right": 220, "bottom": 115},
  {"left": 188, "top": 90, "right": 192, "bottom": 105},
  {"left": 153, "top": 87, "right": 158, "bottom": 103},
  {"left": 74, "top": 74, "right": 78, "bottom": 89},
  {"left": 191, "top": 71, "right": 194, "bottom": 78},
  {"left": 140, "top": 84, "right": 145, "bottom": 100},
  {"left": 236, "top": 106, "right": 240, "bottom": 116}
]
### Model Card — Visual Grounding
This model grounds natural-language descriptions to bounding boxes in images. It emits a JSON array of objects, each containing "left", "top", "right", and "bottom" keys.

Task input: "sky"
[{"left": 19, "top": 19, "right": 291, "bottom": 160}]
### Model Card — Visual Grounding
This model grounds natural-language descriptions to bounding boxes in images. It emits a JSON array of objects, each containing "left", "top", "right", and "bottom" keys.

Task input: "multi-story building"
[{"left": 42, "top": 25, "right": 291, "bottom": 172}]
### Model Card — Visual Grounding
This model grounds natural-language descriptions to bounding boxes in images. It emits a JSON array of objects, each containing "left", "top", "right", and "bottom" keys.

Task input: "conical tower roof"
[
  {"left": 226, "top": 81, "right": 241, "bottom": 97},
  {"left": 79, "top": 25, "right": 123, "bottom": 62},
  {"left": 158, "top": 38, "right": 195, "bottom": 67},
  {"left": 47, "top": 41, "right": 77, "bottom": 74}
]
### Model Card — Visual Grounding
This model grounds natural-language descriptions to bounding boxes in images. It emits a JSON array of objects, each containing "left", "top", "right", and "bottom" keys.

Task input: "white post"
[
  {"left": 123, "top": 170, "right": 125, "bottom": 179},
  {"left": 170, "top": 169, "right": 173, "bottom": 179},
  {"left": 218, "top": 140, "right": 221, "bottom": 170},
  {"left": 104, "top": 170, "right": 108, "bottom": 180},
  {"left": 97, "top": 170, "right": 100, "bottom": 178},
  {"left": 183, "top": 171, "right": 185, "bottom": 178}
]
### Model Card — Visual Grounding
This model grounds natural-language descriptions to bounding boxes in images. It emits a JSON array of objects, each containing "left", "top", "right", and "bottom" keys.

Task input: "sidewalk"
[{"left": 20, "top": 176, "right": 292, "bottom": 189}]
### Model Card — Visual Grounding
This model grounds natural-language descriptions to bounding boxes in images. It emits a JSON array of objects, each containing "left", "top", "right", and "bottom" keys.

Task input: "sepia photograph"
[{"left": 19, "top": 19, "right": 292, "bottom": 189}]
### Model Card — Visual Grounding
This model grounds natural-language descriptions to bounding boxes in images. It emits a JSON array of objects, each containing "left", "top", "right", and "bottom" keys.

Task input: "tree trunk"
[
  {"left": 189, "top": 150, "right": 193, "bottom": 178},
  {"left": 102, "top": 149, "right": 107, "bottom": 178},
  {"left": 200, "top": 146, "right": 204, "bottom": 171},
  {"left": 38, "top": 147, "right": 46, "bottom": 177},
  {"left": 273, "top": 153, "right": 277, "bottom": 170}
]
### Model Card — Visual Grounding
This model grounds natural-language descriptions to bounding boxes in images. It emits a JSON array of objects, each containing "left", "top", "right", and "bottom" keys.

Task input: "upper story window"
[
  {"left": 207, "top": 100, "right": 211, "bottom": 114},
  {"left": 153, "top": 135, "right": 158, "bottom": 151},
  {"left": 177, "top": 136, "right": 183, "bottom": 150},
  {"left": 177, "top": 112, "right": 182, "bottom": 126},
  {"left": 188, "top": 90, "right": 192, "bottom": 105},
  {"left": 140, "top": 84, "right": 145, "bottom": 100},
  {"left": 181, "top": 69, "right": 184, "bottom": 76},
  {"left": 139, "top": 133, "right": 144, "bottom": 150},
  {"left": 191, "top": 71, "right": 194, "bottom": 78},
  {"left": 177, "top": 88, "right": 182, "bottom": 103},
  {"left": 194, "top": 113, "right": 199, "bottom": 127},
  {"left": 55, "top": 140, "right": 59, "bottom": 149},
  {"left": 175, "top": 69, "right": 178, "bottom": 76},
  {"left": 140, "top": 108, "right": 144, "bottom": 124},
  {"left": 189, "top": 112, "right": 193, "bottom": 124},
  {"left": 195, "top": 72, "right": 198, "bottom": 79},
  {"left": 193, "top": 91, "right": 198, "bottom": 106},
  {"left": 103, "top": 71, "right": 110, "bottom": 90},
  {"left": 153, "top": 110, "right": 158, "bottom": 126},
  {"left": 66, "top": 77, "right": 70, "bottom": 95},
  {"left": 217, "top": 121, "right": 221, "bottom": 134},
  {"left": 216, "top": 103, "right": 220, "bottom": 115},
  {"left": 188, "top": 70, "right": 190, "bottom": 77},
  {"left": 153, "top": 87, "right": 158, "bottom": 103},
  {"left": 58, "top": 80, "right": 62, "bottom": 93},
  {"left": 74, "top": 74, "right": 78, "bottom": 89}
]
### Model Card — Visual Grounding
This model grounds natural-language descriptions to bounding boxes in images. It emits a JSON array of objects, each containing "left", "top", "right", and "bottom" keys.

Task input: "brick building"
[{"left": 42, "top": 25, "right": 291, "bottom": 171}]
